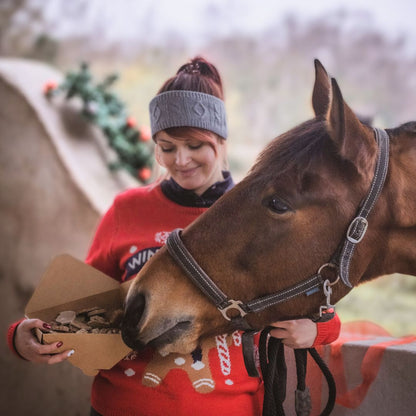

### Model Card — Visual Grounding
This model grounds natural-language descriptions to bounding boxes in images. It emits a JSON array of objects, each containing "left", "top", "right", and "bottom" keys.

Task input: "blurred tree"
[
  {"left": 28, "top": 34, "right": 59, "bottom": 62},
  {"left": 0, "top": 0, "right": 30, "bottom": 55},
  {"left": 0, "top": 0, "right": 53, "bottom": 57},
  {"left": 208, "top": 9, "right": 416, "bottom": 149},
  {"left": 0, "top": 0, "right": 90, "bottom": 62}
]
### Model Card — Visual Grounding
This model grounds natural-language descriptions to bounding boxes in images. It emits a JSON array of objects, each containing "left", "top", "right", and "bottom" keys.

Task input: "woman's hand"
[
  {"left": 269, "top": 319, "right": 317, "bottom": 349},
  {"left": 14, "top": 319, "right": 73, "bottom": 364}
]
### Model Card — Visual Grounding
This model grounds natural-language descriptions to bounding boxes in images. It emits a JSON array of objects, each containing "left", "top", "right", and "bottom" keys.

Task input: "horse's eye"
[{"left": 266, "top": 196, "right": 291, "bottom": 214}]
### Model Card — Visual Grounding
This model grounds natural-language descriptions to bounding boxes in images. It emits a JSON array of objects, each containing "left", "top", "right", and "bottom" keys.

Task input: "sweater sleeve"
[
  {"left": 312, "top": 313, "right": 341, "bottom": 346},
  {"left": 85, "top": 202, "right": 123, "bottom": 281},
  {"left": 7, "top": 319, "right": 27, "bottom": 359}
]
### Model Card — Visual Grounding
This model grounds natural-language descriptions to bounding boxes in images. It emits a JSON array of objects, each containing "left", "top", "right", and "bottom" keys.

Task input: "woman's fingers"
[
  {"left": 269, "top": 319, "right": 317, "bottom": 349},
  {"left": 14, "top": 319, "right": 74, "bottom": 364},
  {"left": 43, "top": 348, "right": 75, "bottom": 365}
]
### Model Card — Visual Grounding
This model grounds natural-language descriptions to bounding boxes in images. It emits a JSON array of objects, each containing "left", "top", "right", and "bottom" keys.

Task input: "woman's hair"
[
  {"left": 157, "top": 56, "right": 224, "bottom": 100},
  {"left": 154, "top": 56, "right": 228, "bottom": 169}
]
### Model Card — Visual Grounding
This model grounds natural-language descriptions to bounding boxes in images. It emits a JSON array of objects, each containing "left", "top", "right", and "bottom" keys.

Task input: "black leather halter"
[{"left": 165, "top": 128, "right": 390, "bottom": 325}]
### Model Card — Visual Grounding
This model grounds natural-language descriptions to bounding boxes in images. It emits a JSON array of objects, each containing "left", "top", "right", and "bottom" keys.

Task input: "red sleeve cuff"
[
  {"left": 312, "top": 313, "right": 341, "bottom": 346},
  {"left": 7, "top": 319, "right": 27, "bottom": 359}
]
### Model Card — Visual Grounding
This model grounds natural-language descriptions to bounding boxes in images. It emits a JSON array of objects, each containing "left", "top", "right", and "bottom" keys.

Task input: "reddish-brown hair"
[{"left": 157, "top": 56, "right": 224, "bottom": 100}]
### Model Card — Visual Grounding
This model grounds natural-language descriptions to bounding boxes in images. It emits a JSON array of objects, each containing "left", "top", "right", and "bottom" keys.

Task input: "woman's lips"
[{"left": 177, "top": 167, "right": 199, "bottom": 177}]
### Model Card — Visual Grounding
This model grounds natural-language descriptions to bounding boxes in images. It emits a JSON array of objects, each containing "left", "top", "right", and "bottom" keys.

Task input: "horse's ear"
[
  {"left": 312, "top": 59, "right": 331, "bottom": 117},
  {"left": 326, "top": 77, "right": 375, "bottom": 176}
]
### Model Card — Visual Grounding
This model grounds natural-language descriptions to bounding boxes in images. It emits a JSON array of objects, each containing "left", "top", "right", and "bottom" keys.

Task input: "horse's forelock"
[{"left": 248, "top": 118, "right": 332, "bottom": 185}]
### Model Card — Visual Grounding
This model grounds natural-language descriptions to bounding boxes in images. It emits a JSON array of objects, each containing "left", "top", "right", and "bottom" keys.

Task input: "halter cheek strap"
[{"left": 337, "top": 128, "right": 390, "bottom": 287}]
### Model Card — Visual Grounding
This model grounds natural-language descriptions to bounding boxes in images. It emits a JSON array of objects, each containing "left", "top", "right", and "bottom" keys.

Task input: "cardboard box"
[{"left": 25, "top": 254, "right": 132, "bottom": 376}]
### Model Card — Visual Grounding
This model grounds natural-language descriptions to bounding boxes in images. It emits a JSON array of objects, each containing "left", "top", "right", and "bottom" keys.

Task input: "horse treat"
[{"left": 48, "top": 307, "right": 123, "bottom": 334}]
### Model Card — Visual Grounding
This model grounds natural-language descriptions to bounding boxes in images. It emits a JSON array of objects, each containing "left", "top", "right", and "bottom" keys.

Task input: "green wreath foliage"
[{"left": 44, "top": 62, "right": 153, "bottom": 182}]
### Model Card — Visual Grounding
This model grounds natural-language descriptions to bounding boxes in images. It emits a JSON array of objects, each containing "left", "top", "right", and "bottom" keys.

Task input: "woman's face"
[{"left": 156, "top": 131, "right": 224, "bottom": 195}]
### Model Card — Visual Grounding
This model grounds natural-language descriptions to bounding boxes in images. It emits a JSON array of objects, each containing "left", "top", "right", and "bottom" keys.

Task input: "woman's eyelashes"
[
  {"left": 160, "top": 146, "right": 174, "bottom": 153},
  {"left": 188, "top": 143, "right": 203, "bottom": 150},
  {"left": 160, "top": 143, "right": 203, "bottom": 153}
]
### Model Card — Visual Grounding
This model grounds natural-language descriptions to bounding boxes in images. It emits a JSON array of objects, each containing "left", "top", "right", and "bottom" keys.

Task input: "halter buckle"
[
  {"left": 346, "top": 216, "right": 368, "bottom": 244},
  {"left": 219, "top": 300, "right": 248, "bottom": 321}
]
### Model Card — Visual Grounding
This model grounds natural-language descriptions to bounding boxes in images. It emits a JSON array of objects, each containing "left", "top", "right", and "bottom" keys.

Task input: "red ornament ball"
[
  {"left": 138, "top": 167, "right": 152, "bottom": 181},
  {"left": 139, "top": 125, "right": 151, "bottom": 142},
  {"left": 43, "top": 80, "right": 58, "bottom": 95},
  {"left": 126, "top": 116, "right": 137, "bottom": 128}
]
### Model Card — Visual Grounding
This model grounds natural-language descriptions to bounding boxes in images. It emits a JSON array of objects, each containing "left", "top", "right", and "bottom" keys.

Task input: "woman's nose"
[{"left": 175, "top": 148, "right": 191, "bottom": 166}]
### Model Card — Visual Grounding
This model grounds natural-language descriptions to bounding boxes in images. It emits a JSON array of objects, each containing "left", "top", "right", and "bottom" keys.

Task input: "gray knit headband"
[{"left": 149, "top": 90, "right": 228, "bottom": 139}]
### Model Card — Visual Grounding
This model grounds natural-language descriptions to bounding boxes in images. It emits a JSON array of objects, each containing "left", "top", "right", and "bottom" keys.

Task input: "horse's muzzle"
[
  {"left": 121, "top": 289, "right": 196, "bottom": 352},
  {"left": 121, "top": 292, "right": 147, "bottom": 350}
]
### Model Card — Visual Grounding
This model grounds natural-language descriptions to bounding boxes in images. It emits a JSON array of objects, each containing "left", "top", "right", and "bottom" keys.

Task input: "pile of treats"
[{"left": 49, "top": 307, "right": 124, "bottom": 334}]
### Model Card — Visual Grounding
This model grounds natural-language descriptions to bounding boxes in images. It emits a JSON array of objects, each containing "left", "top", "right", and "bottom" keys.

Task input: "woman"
[{"left": 8, "top": 56, "right": 340, "bottom": 416}]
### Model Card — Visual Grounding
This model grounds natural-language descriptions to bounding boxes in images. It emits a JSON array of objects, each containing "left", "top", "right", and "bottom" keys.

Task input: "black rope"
[
  {"left": 295, "top": 349, "right": 307, "bottom": 391},
  {"left": 307, "top": 347, "right": 337, "bottom": 416},
  {"left": 259, "top": 328, "right": 337, "bottom": 416},
  {"left": 260, "top": 329, "right": 285, "bottom": 416}
]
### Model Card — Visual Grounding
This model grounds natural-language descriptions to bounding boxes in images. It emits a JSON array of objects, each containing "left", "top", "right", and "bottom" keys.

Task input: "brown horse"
[{"left": 122, "top": 60, "right": 416, "bottom": 355}]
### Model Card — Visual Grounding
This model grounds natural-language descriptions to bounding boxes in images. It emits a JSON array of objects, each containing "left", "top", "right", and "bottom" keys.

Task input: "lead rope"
[
  {"left": 259, "top": 328, "right": 336, "bottom": 416},
  {"left": 260, "top": 330, "right": 286, "bottom": 416}
]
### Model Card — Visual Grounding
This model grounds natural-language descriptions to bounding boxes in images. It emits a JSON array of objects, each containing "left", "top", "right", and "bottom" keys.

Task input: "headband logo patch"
[{"left": 193, "top": 102, "right": 206, "bottom": 117}]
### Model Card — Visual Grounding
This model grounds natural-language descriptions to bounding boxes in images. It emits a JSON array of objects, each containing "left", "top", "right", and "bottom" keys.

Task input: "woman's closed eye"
[
  {"left": 188, "top": 143, "right": 203, "bottom": 150},
  {"left": 159, "top": 143, "right": 203, "bottom": 153},
  {"left": 160, "top": 146, "right": 175, "bottom": 153}
]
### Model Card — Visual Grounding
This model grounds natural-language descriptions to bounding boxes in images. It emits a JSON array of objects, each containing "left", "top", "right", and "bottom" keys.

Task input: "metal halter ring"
[
  {"left": 317, "top": 263, "right": 340, "bottom": 286},
  {"left": 219, "top": 300, "right": 248, "bottom": 321}
]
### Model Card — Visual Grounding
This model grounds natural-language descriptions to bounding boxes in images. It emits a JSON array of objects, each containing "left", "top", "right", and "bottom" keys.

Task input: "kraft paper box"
[{"left": 25, "top": 254, "right": 132, "bottom": 376}]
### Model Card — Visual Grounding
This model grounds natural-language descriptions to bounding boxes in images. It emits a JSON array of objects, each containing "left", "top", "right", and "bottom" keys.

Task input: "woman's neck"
[{"left": 160, "top": 171, "right": 234, "bottom": 208}]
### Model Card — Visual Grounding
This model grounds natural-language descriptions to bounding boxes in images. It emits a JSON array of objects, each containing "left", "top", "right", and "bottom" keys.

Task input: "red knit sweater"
[{"left": 7, "top": 182, "right": 340, "bottom": 416}]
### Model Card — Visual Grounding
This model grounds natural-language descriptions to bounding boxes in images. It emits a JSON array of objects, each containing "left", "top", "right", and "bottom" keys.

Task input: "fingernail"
[
  {"left": 67, "top": 349, "right": 75, "bottom": 357},
  {"left": 43, "top": 323, "right": 52, "bottom": 330},
  {"left": 56, "top": 341, "right": 63, "bottom": 348}
]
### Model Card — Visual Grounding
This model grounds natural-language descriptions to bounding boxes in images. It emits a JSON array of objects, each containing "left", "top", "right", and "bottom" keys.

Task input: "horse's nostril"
[{"left": 121, "top": 292, "right": 146, "bottom": 349}]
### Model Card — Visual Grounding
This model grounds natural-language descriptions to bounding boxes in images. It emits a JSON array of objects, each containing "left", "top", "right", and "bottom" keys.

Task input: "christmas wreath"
[{"left": 44, "top": 62, "right": 153, "bottom": 182}]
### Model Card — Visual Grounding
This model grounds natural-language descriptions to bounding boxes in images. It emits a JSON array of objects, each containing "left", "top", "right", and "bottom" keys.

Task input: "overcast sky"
[{"left": 44, "top": 0, "right": 416, "bottom": 52}]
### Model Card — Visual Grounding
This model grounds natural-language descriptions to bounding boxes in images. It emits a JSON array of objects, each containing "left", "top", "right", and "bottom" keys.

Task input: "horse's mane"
[
  {"left": 248, "top": 118, "right": 334, "bottom": 185},
  {"left": 251, "top": 121, "right": 416, "bottom": 182},
  {"left": 387, "top": 121, "right": 416, "bottom": 137}
]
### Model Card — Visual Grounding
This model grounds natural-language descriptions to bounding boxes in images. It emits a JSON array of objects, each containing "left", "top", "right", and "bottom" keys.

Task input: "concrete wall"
[{"left": 0, "top": 58, "right": 136, "bottom": 416}]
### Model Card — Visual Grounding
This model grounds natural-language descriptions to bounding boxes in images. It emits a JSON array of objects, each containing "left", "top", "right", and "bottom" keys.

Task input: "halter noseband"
[{"left": 165, "top": 128, "right": 390, "bottom": 325}]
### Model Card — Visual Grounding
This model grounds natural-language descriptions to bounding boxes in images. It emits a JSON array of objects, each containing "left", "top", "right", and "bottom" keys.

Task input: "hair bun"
[
  {"left": 161, "top": 56, "right": 224, "bottom": 100},
  {"left": 178, "top": 57, "right": 213, "bottom": 76},
  {"left": 184, "top": 61, "right": 201, "bottom": 74}
]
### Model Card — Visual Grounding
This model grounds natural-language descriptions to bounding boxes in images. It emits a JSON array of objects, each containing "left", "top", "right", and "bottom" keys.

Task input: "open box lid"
[{"left": 25, "top": 254, "right": 125, "bottom": 322}]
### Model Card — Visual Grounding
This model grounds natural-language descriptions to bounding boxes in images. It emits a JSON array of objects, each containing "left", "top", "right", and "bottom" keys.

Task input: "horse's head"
[{"left": 122, "top": 60, "right": 416, "bottom": 354}]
